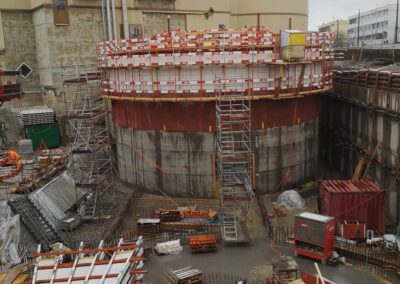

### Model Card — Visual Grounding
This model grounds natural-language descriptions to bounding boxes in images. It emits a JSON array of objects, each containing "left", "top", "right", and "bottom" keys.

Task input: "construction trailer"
[{"left": 294, "top": 212, "right": 335, "bottom": 264}]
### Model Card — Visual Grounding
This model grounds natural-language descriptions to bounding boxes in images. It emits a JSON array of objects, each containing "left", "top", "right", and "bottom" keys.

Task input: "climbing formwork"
[
  {"left": 63, "top": 65, "right": 113, "bottom": 219},
  {"left": 26, "top": 237, "right": 146, "bottom": 284}
]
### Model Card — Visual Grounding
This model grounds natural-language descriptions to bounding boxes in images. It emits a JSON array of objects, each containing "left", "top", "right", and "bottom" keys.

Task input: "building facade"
[
  {"left": 319, "top": 20, "right": 348, "bottom": 46},
  {"left": 347, "top": 4, "right": 399, "bottom": 47}
]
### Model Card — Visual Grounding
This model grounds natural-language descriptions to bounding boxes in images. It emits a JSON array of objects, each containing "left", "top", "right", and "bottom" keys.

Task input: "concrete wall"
[
  {"left": 0, "top": 11, "right": 43, "bottom": 143},
  {"left": 321, "top": 82, "right": 400, "bottom": 226},
  {"left": 115, "top": 118, "right": 318, "bottom": 198},
  {"left": 0, "top": 7, "right": 104, "bottom": 145}
]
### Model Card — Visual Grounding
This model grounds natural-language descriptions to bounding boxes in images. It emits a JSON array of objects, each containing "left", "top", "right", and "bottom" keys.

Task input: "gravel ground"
[{"left": 63, "top": 188, "right": 132, "bottom": 249}]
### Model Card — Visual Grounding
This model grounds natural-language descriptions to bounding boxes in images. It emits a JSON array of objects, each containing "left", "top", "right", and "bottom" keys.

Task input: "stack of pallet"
[
  {"left": 189, "top": 235, "right": 217, "bottom": 254},
  {"left": 161, "top": 266, "right": 202, "bottom": 284}
]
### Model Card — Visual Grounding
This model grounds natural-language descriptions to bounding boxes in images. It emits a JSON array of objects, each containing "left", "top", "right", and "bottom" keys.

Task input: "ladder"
[{"left": 222, "top": 215, "right": 238, "bottom": 241}]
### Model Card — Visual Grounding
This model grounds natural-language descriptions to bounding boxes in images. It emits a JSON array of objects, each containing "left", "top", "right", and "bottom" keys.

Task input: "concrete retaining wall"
[
  {"left": 321, "top": 82, "right": 400, "bottom": 226},
  {"left": 115, "top": 118, "right": 318, "bottom": 197}
]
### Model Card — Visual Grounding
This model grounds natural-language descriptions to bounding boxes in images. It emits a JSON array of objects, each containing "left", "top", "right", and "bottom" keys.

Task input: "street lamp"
[
  {"left": 167, "top": 14, "right": 171, "bottom": 35},
  {"left": 142, "top": 13, "right": 146, "bottom": 38}
]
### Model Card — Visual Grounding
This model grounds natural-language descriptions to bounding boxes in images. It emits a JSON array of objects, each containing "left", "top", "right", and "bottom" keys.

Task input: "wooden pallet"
[
  {"left": 161, "top": 266, "right": 202, "bottom": 284},
  {"left": 190, "top": 235, "right": 217, "bottom": 254}
]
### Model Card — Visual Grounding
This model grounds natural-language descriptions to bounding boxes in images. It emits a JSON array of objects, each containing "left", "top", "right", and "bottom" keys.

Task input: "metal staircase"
[
  {"left": 216, "top": 77, "right": 253, "bottom": 206},
  {"left": 222, "top": 215, "right": 238, "bottom": 241},
  {"left": 216, "top": 76, "right": 254, "bottom": 244},
  {"left": 8, "top": 197, "right": 61, "bottom": 250}
]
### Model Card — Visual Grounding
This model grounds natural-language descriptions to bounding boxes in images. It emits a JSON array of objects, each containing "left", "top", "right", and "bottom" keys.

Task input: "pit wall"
[
  {"left": 114, "top": 96, "right": 320, "bottom": 197},
  {"left": 321, "top": 82, "right": 400, "bottom": 226}
]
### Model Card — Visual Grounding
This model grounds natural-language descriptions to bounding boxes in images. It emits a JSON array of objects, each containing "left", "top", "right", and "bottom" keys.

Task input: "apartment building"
[{"left": 347, "top": 4, "right": 399, "bottom": 47}]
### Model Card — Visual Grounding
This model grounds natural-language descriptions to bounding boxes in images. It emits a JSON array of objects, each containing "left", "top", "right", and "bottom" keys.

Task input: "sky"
[{"left": 309, "top": 0, "right": 397, "bottom": 30}]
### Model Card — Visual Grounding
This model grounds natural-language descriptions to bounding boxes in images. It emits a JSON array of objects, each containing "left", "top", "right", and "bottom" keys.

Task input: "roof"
[
  {"left": 137, "top": 218, "right": 160, "bottom": 224},
  {"left": 297, "top": 212, "right": 333, "bottom": 223},
  {"left": 320, "top": 179, "right": 384, "bottom": 194}
]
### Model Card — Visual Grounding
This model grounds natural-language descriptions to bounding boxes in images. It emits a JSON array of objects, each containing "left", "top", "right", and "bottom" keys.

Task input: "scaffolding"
[
  {"left": 63, "top": 64, "right": 113, "bottom": 219},
  {"left": 216, "top": 77, "right": 253, "bottom": 206}
]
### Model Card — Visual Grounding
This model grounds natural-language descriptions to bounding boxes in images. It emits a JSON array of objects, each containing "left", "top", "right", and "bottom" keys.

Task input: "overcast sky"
[{"left": 309, "top": 0, "right": 397, "bottom": 30}]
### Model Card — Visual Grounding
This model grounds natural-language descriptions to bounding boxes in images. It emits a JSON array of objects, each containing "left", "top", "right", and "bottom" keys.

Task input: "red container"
[
  {"left": 320, "top": 178, "right": 386, "bottom": 234},
  {"left": 339, "top": 221, "right": 366, "bottom": 239},
  {"left": 294, "top": 212, "right": 335, "bottom": 263}
]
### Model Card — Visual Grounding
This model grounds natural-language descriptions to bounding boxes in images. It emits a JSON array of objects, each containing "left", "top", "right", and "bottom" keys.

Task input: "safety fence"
[
  {"left": 98, "top": 27, "right": 335, "bottom": 101},
  {"left": 202, "top": 273, "right": 266, "bottom": 284},
  {"left": 136, "top": 196, "right": 220, "bottom": 217}
]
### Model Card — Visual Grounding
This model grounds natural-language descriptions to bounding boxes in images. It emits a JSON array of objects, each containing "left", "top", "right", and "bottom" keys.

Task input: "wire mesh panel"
[{"left": 63, "top": 64, "right": 113, "bottom": 219}]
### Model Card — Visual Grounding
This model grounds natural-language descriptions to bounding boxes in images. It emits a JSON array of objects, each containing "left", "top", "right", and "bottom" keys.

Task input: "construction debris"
[{"left": 0, "top": 201, "right": 21, "bottom": 270}]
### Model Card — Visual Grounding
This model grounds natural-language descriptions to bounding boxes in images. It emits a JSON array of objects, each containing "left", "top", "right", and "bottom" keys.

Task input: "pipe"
[
  {"left": 101, "top": 0, "right": 107, "bottom": 41},
  {"left": 167, "top": 15, "right": 171, "bottom": 35},
  {"left": 122, "top": 0, "right": 129, "bottom": 39},
  {"left": 106, "top": 0, "right": 112, "bottom": 41},
  {"left": 111, "top": 0, "right": 117, "bottom": 41}
]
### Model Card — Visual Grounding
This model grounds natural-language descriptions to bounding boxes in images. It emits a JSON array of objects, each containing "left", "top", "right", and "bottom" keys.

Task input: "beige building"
[
  {"left": 318, "top": 20, "right": 348, "bottom": 46},
  {"left": 0, "top": 0, "right": 308, "bottom": 141}
]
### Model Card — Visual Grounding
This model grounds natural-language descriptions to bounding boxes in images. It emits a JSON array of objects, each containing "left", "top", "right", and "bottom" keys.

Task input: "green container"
[{"left": 24, "top": 123, "right": 60, "bottom": 150}]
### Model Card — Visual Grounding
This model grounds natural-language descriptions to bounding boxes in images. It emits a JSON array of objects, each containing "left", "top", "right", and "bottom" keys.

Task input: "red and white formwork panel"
[
  {"left": 26, "top": 238, "right": 147, "bottom": 284},
  {"left": 97, "top": 27, "right": 334, "bottom": 100}
]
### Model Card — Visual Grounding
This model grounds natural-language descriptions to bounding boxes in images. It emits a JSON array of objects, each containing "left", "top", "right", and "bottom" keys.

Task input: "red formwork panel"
[
  {"left": 301, "top": 272, "right": 334, "bottom": 284},
  {"left": 320, "top": 178, "right": 386, "bottom": 234},
  {"left": 294, "top": 212, "right": 335, "bottom": 263},
  {"left": 339, "top": 221, "right": 366, "bottom": 239}
]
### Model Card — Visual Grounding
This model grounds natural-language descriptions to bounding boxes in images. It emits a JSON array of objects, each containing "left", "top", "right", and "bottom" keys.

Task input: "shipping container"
[{"left": 320, "top": 179, "right": 386, "bottom": 234}]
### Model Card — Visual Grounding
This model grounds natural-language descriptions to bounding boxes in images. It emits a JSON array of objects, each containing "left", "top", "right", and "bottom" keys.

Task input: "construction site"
[{"left": 0, "top": 0, "right": 399, "bottom": 283}]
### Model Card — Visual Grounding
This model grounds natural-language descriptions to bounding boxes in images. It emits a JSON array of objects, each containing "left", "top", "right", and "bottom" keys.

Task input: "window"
[
  {"left": 350, "top": 18, "right": 357, "bottom": 24},
  {"left": 53, "top": 0, "right": 69, "bottom": 25},
  {"left": 120, "top": 24, "right": 143, "bottom": 39}
]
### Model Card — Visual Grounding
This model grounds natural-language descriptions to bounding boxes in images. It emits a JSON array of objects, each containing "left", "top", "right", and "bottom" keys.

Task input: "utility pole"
[
  {"left": 395, "top": 0, "right": 399, "bottom": 44},
  {"left": 336, "top": 19, "right": 339, "bottom": 46},
  {"left": 357, "top": 9, "right": 361, "bottom": 47}
]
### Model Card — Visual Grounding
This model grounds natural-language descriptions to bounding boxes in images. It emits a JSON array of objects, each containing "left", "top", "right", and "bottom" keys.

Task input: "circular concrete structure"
[
  {"left": 98, "top": 27, "right": 333, "bottom": 197},
  {"left": 113, "top": 96, "right": 319, "bottom": 197}
]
